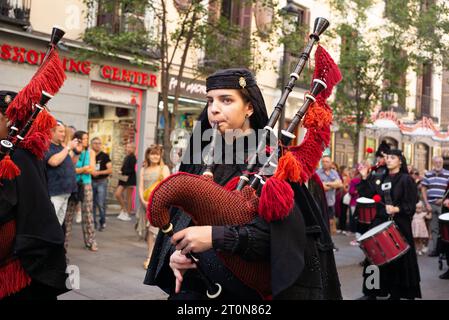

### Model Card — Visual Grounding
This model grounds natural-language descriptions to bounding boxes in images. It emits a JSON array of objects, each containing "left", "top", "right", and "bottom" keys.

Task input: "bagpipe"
[
  {"left": 0, "top": 26, "right": 66, "bottom": 180},
  {"left": 147, "top": 17, "right": 341, "bottom": 298}
]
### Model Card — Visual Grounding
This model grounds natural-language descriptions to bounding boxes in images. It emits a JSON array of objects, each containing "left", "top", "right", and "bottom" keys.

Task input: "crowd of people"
[
  {"left": 2, "top": 66, "right": 449, "bottom": 301},
  {"left": 315, "top": 140, "right": 449, "bottom": 300}
]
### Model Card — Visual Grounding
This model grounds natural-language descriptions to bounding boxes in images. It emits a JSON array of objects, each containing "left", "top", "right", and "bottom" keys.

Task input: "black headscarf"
[
  {"left": 181, "top": 68, "right": 269, "bottom": 169},
  {"left": 385, "top": 149, "right": 408, "bottom": 174}
]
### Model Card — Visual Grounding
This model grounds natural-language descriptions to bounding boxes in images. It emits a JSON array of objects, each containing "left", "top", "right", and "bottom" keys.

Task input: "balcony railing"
[{"left": 0, "top": 0, "right": 31, "bottom": 26}]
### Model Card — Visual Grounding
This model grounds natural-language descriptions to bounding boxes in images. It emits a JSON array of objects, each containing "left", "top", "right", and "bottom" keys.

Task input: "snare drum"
[
  {"left": 358, "top": 221, "right": 410, "bottom": 266},
  {"left": 439, "top": 213, "right": 449, "bottom": 244},
  {"left": 356, "top": 197, "right": 377, "bottom": 225}
]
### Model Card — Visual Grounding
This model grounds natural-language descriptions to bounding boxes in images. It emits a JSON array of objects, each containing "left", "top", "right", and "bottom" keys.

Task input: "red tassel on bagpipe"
[
  {"left": 0, "top": 155, "right": 21, "bottom": 180},
  {"left": 32, "top": 108, "right": 57, "bottom": 139},
  {"left": 274, "top": 151, "right": 302, "bottom": 183},
  {"left": 258, "top": 177, "right": 294, "bottom": 222},
  {"left": 20, "top": 131, "right": 51, "bottom": 160},
  {"left": 6, "top": 48, "right": 66, "bottom": 125}
]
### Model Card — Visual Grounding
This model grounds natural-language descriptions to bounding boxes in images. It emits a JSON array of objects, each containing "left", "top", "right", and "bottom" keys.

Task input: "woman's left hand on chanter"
[{"left": 171, "top": 226, "right": 213, "bottom": 255}]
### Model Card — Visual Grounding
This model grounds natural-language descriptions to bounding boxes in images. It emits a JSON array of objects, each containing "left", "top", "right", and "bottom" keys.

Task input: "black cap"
[
  {"left": 375, "top": 140, "right": 391, "bottom": 157},
  {"left": 206, "top": 68, "right": 257, "bottom": 92}
]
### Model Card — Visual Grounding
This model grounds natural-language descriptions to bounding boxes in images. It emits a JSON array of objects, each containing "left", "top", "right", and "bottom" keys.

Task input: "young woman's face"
[
  {"left": 0, "top": 112, "right": 8, "bottom": 139},
  {"left": 206, "top": 89, "right": 253, "bottom": 134},
  {"left": 149, "top": 152, "right": 161, "bottom": 165},
  {"left": 386, "top": 154, "right": 401, "bottom": 171},
  {"left": 126, "top": 144, "right": 135, "bottom": 155},
  {"left": 81, "top": 134, "right": 89, "bottom": 148}
]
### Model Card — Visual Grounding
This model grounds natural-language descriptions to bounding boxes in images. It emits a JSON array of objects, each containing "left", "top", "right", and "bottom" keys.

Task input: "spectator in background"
[
  {"left": 317, "top": 155, "right": 343, "bottom": 237},
  {"left": 91, "top": 137, "right": 112, "bottom": 231},
  {"left": 65, "top": 130, "right": 98, "bottom": 252},
  {"left": 336, "top": 165, "right": 351, "bottom": 235},
  {"left": 64, "top": 125, "right": 82, "bottom": 224},
  {"left": 45, "top": 121, "right": 78, "bottom": 225},
  {"left": 115, "top": 143, "right": 137, "bottom": 222},
  {"left": 421, "top": 156, "right": 449, "bottom": 257},
  {"left": 137, "top": 145, "right": 170, "bottom": 270}
]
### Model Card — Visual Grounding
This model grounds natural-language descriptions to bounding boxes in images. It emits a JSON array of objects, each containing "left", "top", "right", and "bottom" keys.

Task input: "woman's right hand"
[
  {"left": 169, "top": 250, "right": 197, "bottom": 294},
  {"left": 358, "top": 164, "right": 370, "bottom": 179}
]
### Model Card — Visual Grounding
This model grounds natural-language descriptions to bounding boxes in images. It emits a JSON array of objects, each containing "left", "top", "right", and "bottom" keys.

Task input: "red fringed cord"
[{"left": 0, "top": 155, "right": 21, "bottom": 180}]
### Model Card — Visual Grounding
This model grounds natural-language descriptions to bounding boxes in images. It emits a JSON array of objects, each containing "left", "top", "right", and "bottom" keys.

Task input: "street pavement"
[{"left": 59, "top": 214, "right": 449, "bottom": 300}]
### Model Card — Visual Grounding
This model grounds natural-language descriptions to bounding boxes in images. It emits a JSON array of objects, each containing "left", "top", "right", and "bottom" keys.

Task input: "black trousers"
[{"left": 338, "top": 202, "right": 349, "bottom": 231}]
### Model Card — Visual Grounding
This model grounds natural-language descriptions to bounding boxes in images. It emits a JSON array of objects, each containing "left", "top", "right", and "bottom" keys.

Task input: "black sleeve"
[
  {"left": 122, "top": 155, "right": 136, "bottom": 175},
  {"left": 0, "top": 178, "right": 17, "bottom": 223},
  {"left": 356, "top": 177, "right": 377, "bottom": 198},
  {"left": 212, "top": 216, "right": 270, "bottom": 262},
  {"left": 397, "top": 175, "right": 418, "bottom": 217}
]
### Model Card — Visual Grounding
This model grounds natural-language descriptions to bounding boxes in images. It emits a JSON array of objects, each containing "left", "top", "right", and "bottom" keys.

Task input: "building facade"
[{"left": 0, "top": 0, "right": 161, "bottom": 202}]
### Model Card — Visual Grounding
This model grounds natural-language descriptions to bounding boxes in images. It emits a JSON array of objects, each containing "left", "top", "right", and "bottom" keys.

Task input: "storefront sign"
[
  {"left": 100, "top": 65, "right": 157, "bottom": 88},
  {"left": 0, "top": 42, "right": 91, "bottom": 75},
  {"left": 0, "top": 42, "right": 158, "bottom": 88},
  {"left": 90, "top": 81, "right": 142, "bottom": 106},
  {"left": 168, "top": 75, "right": 206, "bottom": 100}
]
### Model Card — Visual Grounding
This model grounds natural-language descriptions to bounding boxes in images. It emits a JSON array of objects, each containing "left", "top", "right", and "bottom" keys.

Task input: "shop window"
[
  {"left": 89, "top": 104, "right": 104, "bottom": 119},
  {"left": 115, "top": 107, "right": 129, "bottom": 117}
]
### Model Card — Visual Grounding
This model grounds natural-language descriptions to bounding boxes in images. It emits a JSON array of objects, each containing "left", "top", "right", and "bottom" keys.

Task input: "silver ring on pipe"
[
  {"left": 239, "top": 176, "right": 249, "bottom": 182},
  {"left": 269, "top": 161, "right": 278, "bottom": 168},
  {"left": 305, "top": 94, "right": 316, "bottom": 102},
  {"left": 313, "top": 78, "right": 327, "bottom": 89},
  {"left": 1, "top": 140, "right": 13, "bottom": 148},
  {"left": 162, "top": 223, "right": 173, "bottom": 234},
  {"left": 281, "top": 130, "right": 296, "bottom": 139},
  {"left": 290, "top": 72, "right": 300, "bottom": 80},
  {"left": 16, "top": 135, "right": 24, "bottom": 140},
  {"left": 207, "top": 283, "right": 222, "bottom": 299}
]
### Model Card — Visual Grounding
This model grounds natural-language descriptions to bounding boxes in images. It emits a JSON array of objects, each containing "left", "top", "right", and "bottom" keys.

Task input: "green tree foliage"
[
  {"left": 329, "top": 0, "right": 449, "bottom": 165},
  {"left": 80, "top": 0, "right": 289, "bottom": 163}
]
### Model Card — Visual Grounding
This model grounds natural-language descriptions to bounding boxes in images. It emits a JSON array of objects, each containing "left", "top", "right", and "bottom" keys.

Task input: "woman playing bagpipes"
[
  {"left": 144, "top": 64, "right": 342, "bottom": 299},
  {"left": 0, "top": 28, "right": 69, "bottom": 300}
]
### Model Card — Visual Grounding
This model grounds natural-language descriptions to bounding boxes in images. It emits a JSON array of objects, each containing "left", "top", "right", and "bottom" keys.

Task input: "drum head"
[
  {"left": 356, "top": 197, "right": 375, "bottom": 204},
  {"left": 358, "top": 221, "right": 392, "bottom": 241},
  {"left": 439, "top": 213, "right": 449, "bottom": 222}
]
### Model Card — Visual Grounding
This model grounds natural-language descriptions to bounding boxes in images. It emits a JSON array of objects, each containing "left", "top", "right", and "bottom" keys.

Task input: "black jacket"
[{"left": 0, "top": 148, "right": 68, "bottom": 293}]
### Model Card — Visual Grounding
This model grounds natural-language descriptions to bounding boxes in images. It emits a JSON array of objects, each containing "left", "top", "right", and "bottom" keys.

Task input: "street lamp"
[{"left": 278, "top": 0, "right": 303, "bottom": 139}]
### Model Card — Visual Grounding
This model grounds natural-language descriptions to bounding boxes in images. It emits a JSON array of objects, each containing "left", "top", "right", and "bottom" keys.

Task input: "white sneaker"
[
  {"left": 117, "top": 211, "right": 126, "bottom": 220},
  {"left": 118, "top": 211, "right": 132, "bottom": 221},
  {"left": 75, "top": 211, "right": 82, "bottom": 224}
]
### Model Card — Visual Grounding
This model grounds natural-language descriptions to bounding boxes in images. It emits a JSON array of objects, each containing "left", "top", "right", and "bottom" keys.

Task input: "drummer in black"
[
  {"left": 355, "top": 141, "right": 390, "bottom": 235},
  {"left": 357, "top": 149, "right": 421, "bottom": 300}
]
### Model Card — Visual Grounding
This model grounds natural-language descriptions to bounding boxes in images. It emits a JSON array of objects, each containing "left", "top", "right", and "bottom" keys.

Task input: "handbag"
[
  {"left": 342, "top": 193, "right": 351, "bottom": 205},
  {"left": 143, "top": 166, "right": 164, "bottom": 202}
]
